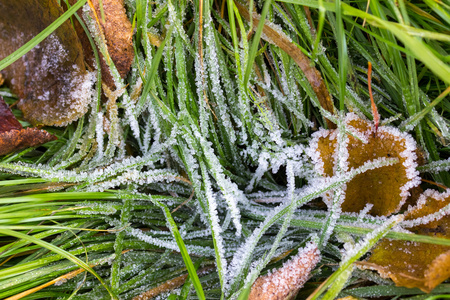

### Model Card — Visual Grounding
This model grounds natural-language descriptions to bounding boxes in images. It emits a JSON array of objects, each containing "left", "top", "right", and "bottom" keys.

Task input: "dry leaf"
[
  {"left": 69, "top": 0, "right": 134, "bottom": 89},
  {"left": 308, "top": 113, "right": 421, "bottom": 216},
  {"left": 235, "top": 2, "right": 335, "bottom": 129},
  {"left": 360, "top": 189, "right": 450, "bottom": 292},
  {"left": 0, "top": 98, "right": 22, "bottom": 133},
  {"left": 0, "top": 97, "right": 56, "bottom": 156},
  {"left": 363, "top": 239, "right": 450, "bottom": 293},
  {"left": 0, "top": 0, "right": 93, "bottom": 126},
  {"left": 248, "top": 242, "right": 320, "bottom": 300}
]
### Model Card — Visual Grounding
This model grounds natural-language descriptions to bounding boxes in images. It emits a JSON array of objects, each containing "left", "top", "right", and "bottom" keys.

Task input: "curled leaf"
[
  {"left": 308, "top": 113, "right": 421, "bottom": 216},
  {"left": 0, "top": 97, "right": 56, "bottom": 156},
  {"left": 404, "top": 189, "right": 450, "bottom": 229},
  {"left": 361, "top": 189, "right": 450, "bottom": 292},
  {"left": 249, "top": 242, "right": 320, "bottom": 300},
  {"left": 0, "top": 0, "right": 94, "bottom": 126},
  {"left": 69, "top": 0, "right": 134, "bottom": 89}
]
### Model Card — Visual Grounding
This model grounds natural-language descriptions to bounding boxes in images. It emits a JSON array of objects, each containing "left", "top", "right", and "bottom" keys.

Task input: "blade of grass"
[
  {"left": 137, "top": 25, "right": 174, "bottom": 114},
  {"left": 118, "top": 191, "right": 206, "bottom": 300},
  {"left": 243, "top": 0, "right": 273, "bottom": 87},
  {"left": 4, "top": 253, "right": 117, "bottom": 300},
  {"left": 0, "top": 228, "right": 117, "bottom": 299},
  {"left": 335, "top": 0, "right": 348, "bottom": 111},
  {"left": 278, "top": 0, "right": 450, "bottom": 85},
  {"left": 307, "top": 215, "right": 403, "bottom": 300}
]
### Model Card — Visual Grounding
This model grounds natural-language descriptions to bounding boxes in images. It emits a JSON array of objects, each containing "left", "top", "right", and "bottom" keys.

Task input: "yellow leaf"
[{"left": 309, "top": 113, "right": 421, "bottom": 216}]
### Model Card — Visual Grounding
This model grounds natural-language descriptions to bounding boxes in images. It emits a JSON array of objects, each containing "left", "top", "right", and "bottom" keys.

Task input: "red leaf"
[{"left": 0, "top": 97, "right": 56, "bottom": 156}]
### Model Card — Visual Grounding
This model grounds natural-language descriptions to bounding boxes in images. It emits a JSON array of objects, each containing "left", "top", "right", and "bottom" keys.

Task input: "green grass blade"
[
  {"left": 243, "top": 0, "right": 273, "bottom": 87},
  {"left": 118, "top": 191, "right": 206, "bottom": 300},
  {"left": 137, "top": 25, "right": 175, "bottom": 114},
  {"left": 309, "top": 215, "right": 403, "bottom": 299},
  {"left": 0, "top": 228, "right": 117, "bottom": 299}
]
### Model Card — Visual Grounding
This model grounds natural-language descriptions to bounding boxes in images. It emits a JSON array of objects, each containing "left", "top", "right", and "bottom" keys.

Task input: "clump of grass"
[{"left": 0, "top": 0, "right": 449, "bottom": 299}]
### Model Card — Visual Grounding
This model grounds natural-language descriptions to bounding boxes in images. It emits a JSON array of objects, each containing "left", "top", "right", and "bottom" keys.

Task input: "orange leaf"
[
  {"left": 0, "top": 97, "right": 56, "bottom": 156},
  {"left": 404, "top": 189, "right": 450, "bottom": 230},
  {"left": 309, "top": 113, "right": 421, "bottom": 216},
  {"left": 0, "top": 0, "right": 93, "bottom": 126},
  {"left": 361, "top": 189, "right": 450, "bottom": 292},
  {"left": 69, "top": 0, "right": 134, "bottom": 89},
  {"left": 363, "top": 239, "right": 450, "bottom": 293}
]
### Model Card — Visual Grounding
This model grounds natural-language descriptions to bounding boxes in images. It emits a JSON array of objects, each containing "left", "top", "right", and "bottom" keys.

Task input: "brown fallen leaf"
[
  {"left": 359, "top": 189, "right": 450, "bottom": 292},
  {"left": 235, "top": 2, "right": 336, "bottom": 129},
  {"left": 0, "top": 0, "right": 93, "bottom": 126},
  {"left": 308, "top": 113, "right": 421, "bottom": 216},
  {"left": 248, "top": 242, "right": 320, "bottom": 300},
  {"left": 363, "top": 239, "right": 450, "bottom": 293},
  {"left": 132, "top": 273, "right": 188, "bottom": 300},
  {"left": 0, "top": 97, "right": 56, "bottom": 156},
  {"left": 69, "top": 0, "right": 134, "bottom": 89},
  {"left": 132, "top": 266, "right": 214, "bottom": 300}
]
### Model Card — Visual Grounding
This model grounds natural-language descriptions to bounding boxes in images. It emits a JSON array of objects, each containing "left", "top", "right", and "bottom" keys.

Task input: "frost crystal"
[{"left": 248, "top": 241, "right": 320, "bottom": 300}]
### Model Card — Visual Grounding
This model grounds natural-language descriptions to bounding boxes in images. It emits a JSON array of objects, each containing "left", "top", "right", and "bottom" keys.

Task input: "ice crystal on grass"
[
  {"left": 204, "top": 14, "right": 235, "bottom": 142},
  {"left": 227, "top": 203, "right": 288, "bottom": 293},
  {"left": 127, "top": 228, "right": 214, "bottom": 256},
  {"left": 239, "top": 162, "right": 302, "bottom": 297},
  {"left": 246, "top": 144, "right": 311, "bottom": 192},
  {"left": 191, "top": 124, "right": 244, "bottom": 236},
  {"left": 93, "top": 112, "right": 105, "bottom": 162},
  {"left": 121, "top": 93, "right": 140, "bottom": 140},
  {"left": 200, "top": 161, "right": 228, "bottom": 291},
  {"left": 419, "top": 157, "right": 450, "bottom": 173},
  {"left": 85, "top": 169, "right": 189, "bottom": 192},
  {"left": 194, "top": 51, "right": 209, "bottom": 135},
  {"left": 77, "top": 202, "right": 118, "bottom": 215},
  {"left": 0, "top": 141, "right": 168, "bottom": 188},
  {"left": 246, "top": 151, "right": 270, "bottom": 192},
  {"left": 357, "top": 203, "right": 374, "bottom": 222}
]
